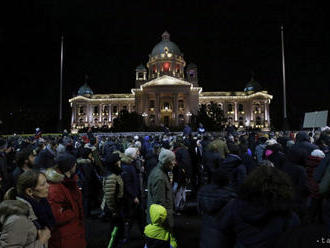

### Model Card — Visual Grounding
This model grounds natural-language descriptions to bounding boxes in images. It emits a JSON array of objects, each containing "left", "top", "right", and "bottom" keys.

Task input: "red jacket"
[{"left": 46, "top": 169, "right": 86, "bottom": 248}]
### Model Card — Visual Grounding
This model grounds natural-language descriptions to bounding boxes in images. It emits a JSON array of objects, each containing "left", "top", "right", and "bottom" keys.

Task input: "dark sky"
[{"left": 1, "top": 0, "right": 329, "bottom": 130}]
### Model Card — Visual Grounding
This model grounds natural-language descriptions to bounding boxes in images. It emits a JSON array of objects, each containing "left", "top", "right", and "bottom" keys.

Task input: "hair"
[
  {"left": 239, "top": 166, "right": 294, "bottom": 212},
  {"left": 4, "top": 170, "right": 45, "bottom": 200},
  {"left": 210, "top": 168, "right": 229, "bottom": 187},
  {"left": 15, "top": 146, "right": 34, "bottom": 168}
]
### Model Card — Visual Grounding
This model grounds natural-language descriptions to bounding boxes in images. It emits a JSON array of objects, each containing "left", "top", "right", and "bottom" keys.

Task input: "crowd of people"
[{"left": 0, "top": 125, "right": 329, "bottom": 247}]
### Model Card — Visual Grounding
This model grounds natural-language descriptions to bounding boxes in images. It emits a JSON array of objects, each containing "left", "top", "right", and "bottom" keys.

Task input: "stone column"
[
  {"left": 99, "top": 104, "right": 102, "bottom": 123},
  {"left": 234, "top": 102, "right": 238, "bottom": 122}
]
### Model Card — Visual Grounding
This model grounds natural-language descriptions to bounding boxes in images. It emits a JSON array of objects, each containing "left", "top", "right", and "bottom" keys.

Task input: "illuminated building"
[{"left": 69, "top": 31, "right": 272, "bottom": 130}]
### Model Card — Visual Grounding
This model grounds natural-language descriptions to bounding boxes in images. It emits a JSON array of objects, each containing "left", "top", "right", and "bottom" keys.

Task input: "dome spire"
[{"left": 162, "top": 31, "right": 170, "bottom": 41}]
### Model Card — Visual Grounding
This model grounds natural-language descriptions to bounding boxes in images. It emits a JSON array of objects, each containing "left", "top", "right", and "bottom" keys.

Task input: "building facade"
[{"left": 69, "top": 31, "right": 272, "bottom": 131}]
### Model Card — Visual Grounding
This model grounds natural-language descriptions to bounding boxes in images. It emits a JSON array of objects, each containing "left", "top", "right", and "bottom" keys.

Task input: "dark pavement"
[{"left": 85, "top": 204, "right": 201, "bottom": 248}]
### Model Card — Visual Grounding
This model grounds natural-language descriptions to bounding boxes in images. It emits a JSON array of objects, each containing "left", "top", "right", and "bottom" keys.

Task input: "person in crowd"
[
  {"left": 198, "top": 123, "right": 205, "bottom": 135},
  {"left": 35, "top": 139, "right": 57, "bottom": 170},
  {"left": 0, "top": 138, "right": 12, "bottom": 201},
  {"left": 46, "top": 152, "right": 86, "bottom": 248},
  {"left": 255, "top": 136, "right": 267, "bottom": 164},
  {"left": 304, "top": 149, "right": 325, "bottom": 224},
  {"left": 144, "top": 204, "right": 177, "bottom": 248},
  {"left": 11, "top": 146, "right": 37, "bottom": 185},
  {"left": 292, "top": 131, "right": 319, "bottom": 157},
  {"left": 103, "top": 152, "right": 125, "bottom": 247},
  {"left": 147, "top": 149, "right": 176, "bottom": 230},
  {"left": 144, "top": 143, "right": 161, "bottom": 182},
  {"left": 0, "top": 200, "right": 51, "bottom": 247},
  {"left": 121, "top": 147, "right": 144, "bottom": 240},
  {"left": 202, "top": 139, "right": 224, "bottom": 184},
  {"left": 198, "top": 168, "right": 236, "bottom": 248},
  {"left": 217, "top": 166, "right": 300, "bottom": 247},
  {"left": 173, "top": 138, "right": 192, "bottom": 214},
  {"left": 183, "top": 124, "right": 192, "bottom": 137},
  {"left": 5, "top": 170, "right": 55, "bottom": 231},
  {"left": 221, "top": 143, "right": 247, "bottom": 192}
]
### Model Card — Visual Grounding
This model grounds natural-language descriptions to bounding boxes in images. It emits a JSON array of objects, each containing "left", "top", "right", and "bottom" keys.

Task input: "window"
[
  {"left": 218, "top": 103, "right": 223, "bottom": 109},
  {"left": 176, "top": 64, "right": 180, "bottom": 73},
  {"left": 94, "top": 106, "right": 99, "bottom": 114},
  {"left": 163, "top": 102, "right": 170, "bottom": 110},
  {"left": 94, "top": 118, "right": 98, "bottom": 123},
  {"left": 238, "top": 104, "right": 244, "bottom": 112},
  {"left": 239, "top": 117, "right": 244, "bottom": 127},
  {"left": 189, "top": 70, "right": 194, "bottom": 78},
  {"left": 178, "top": 100, "right": 184, "bottom": 109},
  {"left": 149, "top": 100, "right": 155, "bottom": 109},
  {"left": 79, "top": 118, "right": 84, "bottom": 123},
  {"left": 79, "top": 106, "right": 84, "bottom": 114},
  {"left": 149, "top": 115, "right": 155, "bottom": 125},
  {"left": 228, "top": 104, "right": 233, "bottom": 112},
  {"left": 163, "top": 62, "right": 170, "bottom": 72},
  {"left": 123, "top": 105, "right": 127, "bottom": 111},
  {"left": 113, "top": 106, "right": 118, "bottom": 114},
  {"left": 138, "top": 72, "right": 143, "bottom": 78},
  {"left": 178, "top": 114, "right": 185, "bottom": 126},
  {"left": 153, "top": 65, "right": 157, "bottom": 73},
  {"left": 256, "top": 116, "right": 262, "bottom": 125}
]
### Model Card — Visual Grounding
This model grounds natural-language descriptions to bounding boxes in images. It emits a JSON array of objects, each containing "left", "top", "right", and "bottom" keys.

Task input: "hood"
[
  {"left": 149, "top": 204, "right": 167, "bottom": 225},
  {"left": 77, "top": 158, "right": 92, "bottom": 165},
  {"left": 0, "top": 200, "right": 30, "bottom": 223},
  {"left": 198, "top": 185, "right": 236, "bottom": 214},
  {"left": 121, "top": 153, "right": 134, "bottom": 164},
  {"left": 45, "top": 168, "right": 65, "bottom": 183},
  {"left": 222, "top": 154, "right": 242, "bottom": 168},
  {"left": 295, "top": 131, "right": 310, "bottom": 143}
]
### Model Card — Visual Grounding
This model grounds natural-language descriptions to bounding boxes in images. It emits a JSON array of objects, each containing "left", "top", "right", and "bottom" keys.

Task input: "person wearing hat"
[
  {"left": 103, "top": 152, "right": 125, "bottom": 246},
  {"left": 0, "top": 137, "right": 11, "bottom": 201},
  {"left": 147, "top": 148, "right": 176, "bottom": 230},
  {"left": 46, "top": 152, "right": 86, "bottom": 248}
]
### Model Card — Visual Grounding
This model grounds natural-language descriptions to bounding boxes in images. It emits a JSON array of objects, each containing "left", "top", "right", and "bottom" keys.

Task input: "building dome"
[
  {"left": 244, "top": 78, "right": 262, "bottom": 92},
  {"left": 150, "top": 31, "right": 182, "bottom": 57},
  {"left": 78, "top": 83, "right": 93, "bottom": 96},
  {"left": 136, "top": 64, "right": 147, "bottom": 71}
]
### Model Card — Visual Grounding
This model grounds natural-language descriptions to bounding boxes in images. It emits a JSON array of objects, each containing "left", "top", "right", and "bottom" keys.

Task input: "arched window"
[
  {"left": 94, "top": 118, "right": 98, "bottom": 123},
  {"left": 79, "top": 106, "right": 84, "bottom": 114},
  {"left": 218, "top": 103, "right": 223, "bottom": 109},
  {"left": 239, "top": 117, "right": 244, "bottom": 127},
  {"left": 163, "top": 102, "right": 170, "bottom": 110},
  {"left": 163, "top": 62, "right": 170, "bottom": 72},
  {"left": 79, "top": 118, "right": 84, "bottom": 123}
]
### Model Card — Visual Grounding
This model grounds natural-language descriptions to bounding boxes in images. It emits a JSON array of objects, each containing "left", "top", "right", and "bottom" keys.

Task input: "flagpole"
[
  {"left": 59, "top": 34, "right": 64, "bottom": 128},
  {"left": 281, "top": 25, "right": 287, "bottom": 120}
]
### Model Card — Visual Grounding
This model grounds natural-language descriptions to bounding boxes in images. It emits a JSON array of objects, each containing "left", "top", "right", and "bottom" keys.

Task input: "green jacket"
[
  {"left": 144, "top": 204, "right": 177, "bottom": 248},
  {"left": 147, "top": 163, "right": 174, "bottom": 228}
]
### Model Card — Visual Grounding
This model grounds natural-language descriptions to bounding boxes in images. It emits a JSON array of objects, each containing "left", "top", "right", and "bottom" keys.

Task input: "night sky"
[{"left": 1, "top": 0, "right": 329, "bottom": 132}]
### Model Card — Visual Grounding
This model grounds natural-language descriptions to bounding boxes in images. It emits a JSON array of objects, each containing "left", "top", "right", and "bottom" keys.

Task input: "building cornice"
[{"left": 200, "top": 91, "right": 273, "bottom": 100}]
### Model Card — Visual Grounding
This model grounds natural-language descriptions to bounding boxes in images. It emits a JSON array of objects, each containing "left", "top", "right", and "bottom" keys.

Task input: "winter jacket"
[
  {"left": 198, "top": 185, "right": 237, "bottom": 248},
  {"left": 121, "top": 155, "right": 140, "bottom": 200},
  {"left": 293, "top": 131, "right": 318, "bottom": 157},
  {"left": 221, "top": 154, "right": 247, "bottom": 191},
  {"left": 173, "top": 146, "right": 192, "bottom": 186},
  {"left": 217, "top": 199, "right": 300, "bottom": 248},
  {"left": 0, "top": 153, "right": 10, "bottom": 201},
  {"left": 145, "top": 150, "right": 158, "bottom": 180},
  {"left": 103, "top": 172, "right": 124, "bottom": 214},
  {"left": 144, "top": 204, "right": 177, "bottom": 248},
  {"left": 314, "top": 153, "right": 330, "bottom": 183},
  {"left": 46, "top": 168, "right": 86, "bottom": 248},
  {"left": 0, "top": 200, "right": 43, "bottom": 248},
  {"left": 255, "top": 143, "right": 266, "bottom": 163},
  {"left": 305, "top": 155, "right": 322, "bottom": 199},
  {"left": 147, "top": 163, "right": 174, "bottom": 228}
]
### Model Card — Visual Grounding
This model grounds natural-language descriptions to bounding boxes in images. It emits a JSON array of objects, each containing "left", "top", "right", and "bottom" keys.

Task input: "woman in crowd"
[
  {"left": 217, "top": 166, "right": 300, "bottom": 248},
  {"left": 46, "top": 152, "right": 86, "bottom": 248},
  {"left": 4, "top": 170, "right": 54, "bottom": 246},
  {"left": 0, "top": 200, "right": 51, "bottom": 247}
]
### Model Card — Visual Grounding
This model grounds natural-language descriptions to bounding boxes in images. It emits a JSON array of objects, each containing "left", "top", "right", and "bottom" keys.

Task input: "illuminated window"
[
  {"left": 176, "top": 64, "right": 180, "bottom": 73},
  {"left": 163, "top": 102, "right": 170, "bottom": 110},
  {"left": 163, "top": 62, "right": 170, "bottom": 72}
]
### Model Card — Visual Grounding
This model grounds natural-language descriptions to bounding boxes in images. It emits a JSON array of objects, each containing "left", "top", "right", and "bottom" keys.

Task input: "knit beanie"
[
  {"left": 311, "top": 149, "right": 325, "bottom": 159},
  {"left": 125, "top": 147, "right": 138, "bottom": 160},
  {"left": 56, "top": 152, "right": 76, "bottom": 174},
  {"left": 158, "top": 148, "right": 175, "bottom": 165}
]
